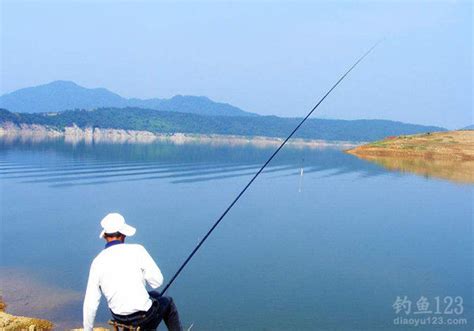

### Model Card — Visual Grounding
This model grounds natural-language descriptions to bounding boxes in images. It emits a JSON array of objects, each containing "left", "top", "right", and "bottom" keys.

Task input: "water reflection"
[
  {"left": 0, "top": 137, "right": 385, "bottom": 187},
  {"left": 1, "top": 137, "right": 471, "bottom": 330},
  {"left": 353, "top": 154, "right": 474, "bottom": 184},
  {"left": 0, "top": 268, "right": 82, "bottom": 329}
]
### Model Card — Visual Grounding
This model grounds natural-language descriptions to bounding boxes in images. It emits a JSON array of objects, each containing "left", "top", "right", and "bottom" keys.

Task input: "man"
[{"left": 83, "top": 213, "right": 183, "bottom": 331}]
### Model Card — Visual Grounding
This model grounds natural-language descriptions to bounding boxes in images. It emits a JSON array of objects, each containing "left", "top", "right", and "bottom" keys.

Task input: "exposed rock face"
[
  {"left": 0, "top": 122, "right": 62, "bottom": 138},
  {"left": 64, "top": 125, "right": 157, "bottom": 144},
  {"left": 0, "top": 122, "right": 358, "bottom": 149}
]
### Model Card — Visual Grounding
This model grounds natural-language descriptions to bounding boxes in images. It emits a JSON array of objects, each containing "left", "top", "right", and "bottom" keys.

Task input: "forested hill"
[
  {"left": 0, "top": 107, "right": 446, "bottom": 142},
  {"left": 0, "top": 80, "right": 255, "bottom": 117}
]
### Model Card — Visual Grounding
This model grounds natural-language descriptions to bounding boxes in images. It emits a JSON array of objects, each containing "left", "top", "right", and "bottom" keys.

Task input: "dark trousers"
[{"left": 111, "top": 291, "right": 183, "bottom": 331}]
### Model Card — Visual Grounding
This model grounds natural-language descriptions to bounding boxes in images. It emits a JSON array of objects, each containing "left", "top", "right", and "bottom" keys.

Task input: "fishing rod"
[{"left": 160, "top": 41, "right": 381, "bottom": 295}]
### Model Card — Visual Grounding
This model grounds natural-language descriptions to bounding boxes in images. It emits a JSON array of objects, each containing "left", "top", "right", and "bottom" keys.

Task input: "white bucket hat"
[{"left": 99, "top": 213, "right": 136, "bottom": 238}]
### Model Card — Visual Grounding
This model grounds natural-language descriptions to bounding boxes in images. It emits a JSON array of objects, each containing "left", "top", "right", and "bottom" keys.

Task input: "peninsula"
[{"left": 346, "top": 130, "right": 474, "bottom": 183}]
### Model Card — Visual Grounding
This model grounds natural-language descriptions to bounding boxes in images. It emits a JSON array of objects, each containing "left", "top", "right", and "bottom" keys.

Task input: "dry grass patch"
[{"left": 346, "top": 130, "right": 474, "bottom": 183}]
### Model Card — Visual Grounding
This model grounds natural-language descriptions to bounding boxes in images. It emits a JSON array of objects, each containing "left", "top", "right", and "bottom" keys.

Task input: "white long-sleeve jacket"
[{"left": 83, "top": 243, "right": 164, "bottom": 331}]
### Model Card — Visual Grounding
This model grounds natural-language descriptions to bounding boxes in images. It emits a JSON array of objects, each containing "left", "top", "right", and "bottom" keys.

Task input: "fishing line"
[{"left": 161, "top": 41, "right": 381, "bottom": 295}]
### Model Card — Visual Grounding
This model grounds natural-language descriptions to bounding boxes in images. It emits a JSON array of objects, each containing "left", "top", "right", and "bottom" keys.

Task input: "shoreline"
[
  {"left": 346, "top": 130, "right": 474, "bottom": 160},
  {"left": 0, "top": 122, "right": 362, "bottom": 149},
  {"left": 0, "top": 268, "right": 111, "bottom": 330},
  {"left": 0, "top": 297, "right": 54, "bottom": 331},
  {"left": 346, "top": 130, "right": 474, "bottom": 183}
]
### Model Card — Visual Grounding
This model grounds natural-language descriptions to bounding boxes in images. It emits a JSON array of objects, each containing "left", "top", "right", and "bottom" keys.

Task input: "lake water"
[{"left": 0, "top": 138, "right": 472, "bottom": 330}]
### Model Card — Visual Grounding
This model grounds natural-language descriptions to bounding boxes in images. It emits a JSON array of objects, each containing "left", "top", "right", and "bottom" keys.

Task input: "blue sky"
[{"left": 1, "top": 0, "right": 472, "bottom": 128}]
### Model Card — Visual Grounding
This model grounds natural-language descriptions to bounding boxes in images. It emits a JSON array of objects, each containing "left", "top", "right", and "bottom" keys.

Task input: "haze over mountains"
[
  {"left": 0, "top": 80, "right": 255, "bottom": 117},
  {"left": 0, "top": 81, "right": 450, "bottom": 142}
]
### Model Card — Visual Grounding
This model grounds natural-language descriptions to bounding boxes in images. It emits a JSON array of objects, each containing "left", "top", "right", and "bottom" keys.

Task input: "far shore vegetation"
[{"left": 0, "top": 107, "right": 444, "bottom": 143}]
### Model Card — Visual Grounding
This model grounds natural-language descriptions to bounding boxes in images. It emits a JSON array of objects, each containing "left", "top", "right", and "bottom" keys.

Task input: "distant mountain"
[
  {"left": 462, "top": 125, "right": 474, "bottom": 130},
  {"left": 0, "top": 107, "right": 446, "bottom": 142},
  {"left": 0, "top": 81, "right": 256, "bottom": 117}
]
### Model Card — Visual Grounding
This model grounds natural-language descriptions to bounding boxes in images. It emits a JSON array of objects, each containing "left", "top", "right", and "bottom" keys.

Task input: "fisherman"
[{"left": 83, "top": 213, "right": 183, "bottom": 331}]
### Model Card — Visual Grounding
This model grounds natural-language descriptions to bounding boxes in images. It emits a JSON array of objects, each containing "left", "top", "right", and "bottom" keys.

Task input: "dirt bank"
[
  {"left": 0, "top": 297, "right": 53, "bottom": 331},
  {"left": 346, "top": 130, "right": 474, "bottom": 183}
]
